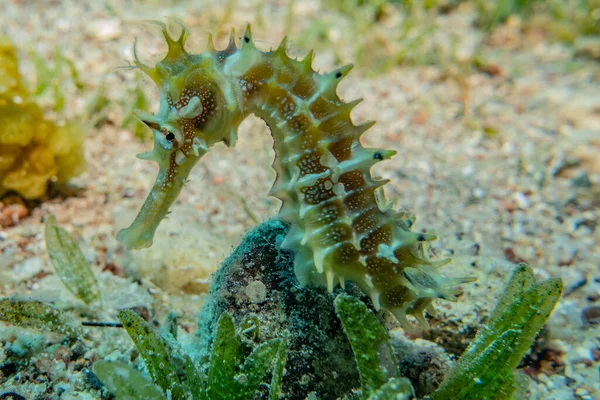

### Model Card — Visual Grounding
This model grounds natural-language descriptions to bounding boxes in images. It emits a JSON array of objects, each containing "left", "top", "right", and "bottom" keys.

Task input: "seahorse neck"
[{"left": 251, "top": 102, "right": 302, "bottom": 219}]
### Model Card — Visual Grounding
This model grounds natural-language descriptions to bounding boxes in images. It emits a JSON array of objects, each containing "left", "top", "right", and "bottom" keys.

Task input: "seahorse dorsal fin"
[
  {"left": 132, "top": 37, "right": 158, "bottom": 82},
  {"left": 206, "top": 33, "right": 216, "bottom": 53},
  {"left": 301, "top": 49, "right": 315, "bottom": 71},
  {"left": 276, "top": 36, "right": 288, "bottom": 55},
  {"left": 144, "top": 20, "right": 188, "bottom": 61},
  {"left": 225, "top": 28, "right": 237, "bottom": 52},
  {"left": 242, "top": 24, "right": 253, "bottom": 47}
]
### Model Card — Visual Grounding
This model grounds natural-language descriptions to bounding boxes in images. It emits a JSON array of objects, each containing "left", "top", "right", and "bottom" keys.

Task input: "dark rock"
[
  {"left": 390, "top": 332, "right": 451, "bottom": 398},
  {"left": 582, "top": 305, "right": 600, "bottom": 326},
  {"left": 571, "top": 172, "right": 592, "bottom": 188},
  {"left": 196, "top": 219, "right": 361, "bottom": 399}
]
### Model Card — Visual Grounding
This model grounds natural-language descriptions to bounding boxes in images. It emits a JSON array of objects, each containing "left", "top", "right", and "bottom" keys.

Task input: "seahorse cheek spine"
[{"left": 117, "top": 24, "right": 474, "bottom": 329}]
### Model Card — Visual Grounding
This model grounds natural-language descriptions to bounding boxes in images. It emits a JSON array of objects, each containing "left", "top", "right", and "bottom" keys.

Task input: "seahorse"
[{"left": 116, "top": 23, "right": 474, "bottom": 329}]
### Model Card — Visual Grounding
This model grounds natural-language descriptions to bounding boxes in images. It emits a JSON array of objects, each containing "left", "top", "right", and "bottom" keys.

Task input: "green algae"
[
  {"left": 118, "top": 309, "right": 196, "bottom": 399},
  {"left": 333, "top": 263, "right": 562, "bottom": 400},
  {"left": 205, "top": 313, "right": 242, "bottom": 399},
  {"left": 29, "top": 45, "right": 85, "bottom": 110},
  {"left": 93, "top": 361, "right": 167, "bottom": 400},
  {"left": 335, "top": 294, "right": 413, "bottom": 399},
  {"left": 205, "top": 313, "right": 283, "bottom": 400},
  {"left": 100, "top": 310, "right": 284, "bottom": 400},
  {"left": 120, "top": 76, "right": 151, "bottom": 140},
  {"left": 0, "top": 298, "right": 80, "bottom": 339},
  {"left": 234, "top": 337, "right": 283, "bottom": 399},
  {"left": 474, "top": 0, "right": 600, "bottom": 41},
  {"left": 268, "top": 331, "right": 288, "bottom": 400},
  {"left": 429, "top": 264, "right": 563, "bottom": 400},
  {"left": 44, "top": 214, "right": 101, "bottom": 305},
  {"left": 368, "top": 378, "right": 415, "bottom": 400}
]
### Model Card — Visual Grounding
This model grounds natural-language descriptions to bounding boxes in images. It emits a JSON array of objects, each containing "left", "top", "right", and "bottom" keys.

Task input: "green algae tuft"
[
  {"left": 44, "top": 214, "right": 101, "bottom": 305},
  {"left": 206, "top": 312, "right": 284, "bottom": 400},
  {"left": 97, "top": 309, "right": 284, "bottom": 400},
  {"left": 118, "top": 309, "right": 197, "bottom": 399},
  {"left": 93, "top": 361, "right": 166, "bottom": 400},
  {"left": 430, "top": 264, "right": 563, "bottom": 400},
  {"left": 0, "top": 298, "right": 81, "bottom": 339},
  {"left": 335, "top": 293, "right": 414, "bottom": 399}
]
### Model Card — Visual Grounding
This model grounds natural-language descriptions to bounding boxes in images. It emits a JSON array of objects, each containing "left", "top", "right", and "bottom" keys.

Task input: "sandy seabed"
[{"left": 0, "top": 1, "right": 598, "bottom": 398}]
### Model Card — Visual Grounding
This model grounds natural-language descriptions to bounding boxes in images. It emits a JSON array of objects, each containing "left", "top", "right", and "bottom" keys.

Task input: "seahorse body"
[{"left": 117, "top": 24, "right": 474, "bottom": 329}]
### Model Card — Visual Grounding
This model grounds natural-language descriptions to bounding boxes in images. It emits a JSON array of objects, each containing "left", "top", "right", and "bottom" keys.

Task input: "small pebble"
[
  {"left": 245, "top": 280, "right": 267, "bottom": 304},
  {"left": 571, "top": 172, "right": 591, "bottom": 188},
  {"left": 513, "top": 192, "right": 531, "bottom": 209},
  {"left": 581, "top": 306, "right": 600, "bottom": 326},
  {"left": 472, "top": 188, "right": 485, "bottom": 199},
  {"left": 11, "top": 257, "right": 44, "bottom": 281},
  {"left": 89, "top": 19, "right": 121, "bottom": 41}
]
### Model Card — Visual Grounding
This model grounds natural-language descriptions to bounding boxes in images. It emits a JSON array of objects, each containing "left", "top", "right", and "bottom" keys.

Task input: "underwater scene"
[{"left": 0, "top": 0, "right": 599, "bottom": 399}]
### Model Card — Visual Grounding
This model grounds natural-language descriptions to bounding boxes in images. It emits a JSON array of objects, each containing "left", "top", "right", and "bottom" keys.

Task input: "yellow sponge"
[{"left": 0, "top": 36, "right": 85, "bottom": 200}]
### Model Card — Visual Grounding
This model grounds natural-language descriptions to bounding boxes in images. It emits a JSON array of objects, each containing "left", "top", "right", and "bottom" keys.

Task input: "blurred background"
[{"left": 0, "top": 0, "right": 598, "bottom": 397}]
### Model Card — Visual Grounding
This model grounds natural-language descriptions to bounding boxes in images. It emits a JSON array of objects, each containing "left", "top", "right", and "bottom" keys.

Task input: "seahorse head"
[{"left": 117, "top": 23, "right": 242, "bottom": 249}]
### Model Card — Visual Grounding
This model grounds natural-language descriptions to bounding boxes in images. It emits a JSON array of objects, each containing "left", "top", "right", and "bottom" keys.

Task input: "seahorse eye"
[{"left": 166, "top": 132, "right": 175, "bottom": 141}]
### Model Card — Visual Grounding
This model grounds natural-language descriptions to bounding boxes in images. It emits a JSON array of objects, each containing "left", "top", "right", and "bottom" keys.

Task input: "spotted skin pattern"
[{"left": 117, "top": 23, "right": 474, "bottom": 329}]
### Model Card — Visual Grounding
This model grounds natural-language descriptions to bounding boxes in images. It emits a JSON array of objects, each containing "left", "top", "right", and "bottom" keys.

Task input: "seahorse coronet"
[{"left": 118, "top": 23, "right": 475, "bottom": 330}]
